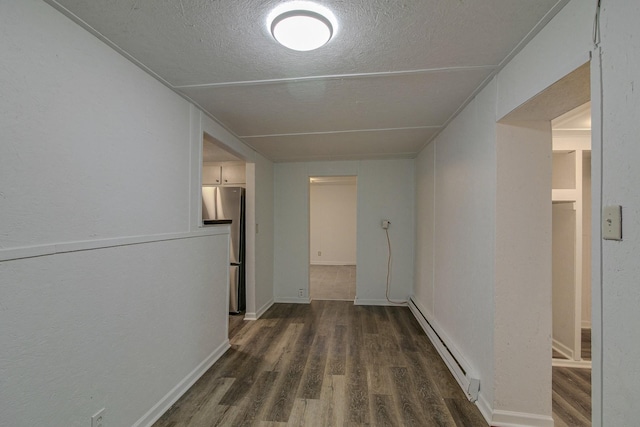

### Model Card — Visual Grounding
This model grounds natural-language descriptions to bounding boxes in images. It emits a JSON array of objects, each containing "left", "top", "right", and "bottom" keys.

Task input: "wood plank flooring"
[
  {"left": 552, "top": 367, "right": 591, "bottom": 427},
  {"left": 550, "top": 329, "right": 592, "bottom": 425},
  {"left": 153, "top": 301, "right": 487, "bottom": 427},
  {"left": 581, "top": 328, "right": 591, "bottom": 361}
]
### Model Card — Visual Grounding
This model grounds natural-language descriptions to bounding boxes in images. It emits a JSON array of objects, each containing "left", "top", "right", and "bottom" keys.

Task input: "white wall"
[
  {"left": 599, "top": 2, "right": 640, "bottom": 425},
  {"left": 413, "top": 0, "right": 594, "bottom": 424},
  {"left": 494, "top": 121, "right": 552, "bottom": 420},
  {"left": 252, "top": 154, "right": 275, "bottom": 317},
  {"left": 1, "top": 5, "right": 191, "bottom": 246},
  {"left": 0, "top": 1, "right": 255, "bottom": 425},
  {"left": 414, "top": 79, "right": 497, "bottom": 414},
  {"left": 0, "top": 235, "right": 229, "bottom": 427},
  {"left": 552, "top": 203, "right": 577, "bottom": 356},
  {"left": 356, "top": 160, "right": 415, "bottom": 304},
  {"left": 274, "top": 162, "right": 313, "bottom": 302},
  {"left": 413, "top": 142, "right": 436, "bottom": 317},
  {"left": 310, "top": 182, "right": 357, "bottom": 265},
  {"left": 274, "top": 160, "right": 414, "bottom": 304}
]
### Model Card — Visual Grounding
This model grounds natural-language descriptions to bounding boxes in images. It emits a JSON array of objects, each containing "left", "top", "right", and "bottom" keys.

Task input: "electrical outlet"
[
  {"left": 603, "top": 205, "right": 622, "bottom": 240},
  {"left": 92, "top": 408, "right": 105, "bottom": 427},
  {"left": 298, "top": 289, "right": 304, "bottom": 298},
  {"left": 382, "top": 220, "right": 390, "bottom": 229},
  {"left": 317, "top": 251, "right": 321, "bottom": 256}
]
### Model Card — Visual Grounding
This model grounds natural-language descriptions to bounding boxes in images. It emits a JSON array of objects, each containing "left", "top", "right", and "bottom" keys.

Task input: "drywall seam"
[
  {"left": 0, "top": 228, "right": 229, "bottom": 262},
  {"left": 590, "top": 45, "right": 604, "bottom": 427},
  {"left": 173, "top": 66, "right": 498, "bottom": 89}
]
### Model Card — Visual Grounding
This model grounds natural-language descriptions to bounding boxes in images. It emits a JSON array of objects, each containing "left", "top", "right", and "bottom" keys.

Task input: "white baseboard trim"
[
  {"left": 310, "top": 261, "right": 356, "bottom": 266},
  {"left": 476, "top": 393, "right": 493, "bottom": 425},
  {"left": 552, "top": 338, "right": 575, "bottom": 360},
  {"left": 245, "top": 298, "right": 274, "bottom": 320},
  {"left": 354, "top": 298, "right": 407, "bottom": 306},
  {"left": 274, "top": 297, "right": 311, "bottom": 304},
  {"left": 134, "top": 339, "right": 230, "bottom": 427},
  {"left": 475, "top": 381, "right": 556, "bottom": 427},
  {"left": 552, "top": 358, "right": 592, "bottom": 369},
  {"left": 489, "top": 409, "right": 554, "bottom": 427}
]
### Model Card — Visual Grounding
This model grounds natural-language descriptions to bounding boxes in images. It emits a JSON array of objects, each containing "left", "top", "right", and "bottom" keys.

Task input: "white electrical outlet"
[
  {"left": 92, "top": 408, "right": 105, "bottom": 427},
  {"left": 298, "top": 289, "right": 304, "bottom": 298},
  {"left": 382, "top": 220, "right": 390, "bottom": 229}
]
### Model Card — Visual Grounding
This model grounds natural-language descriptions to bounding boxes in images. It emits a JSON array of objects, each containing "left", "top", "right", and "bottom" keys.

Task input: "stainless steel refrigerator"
[{"left": 202, "top": 186, "right": 245, "bottom": 314}]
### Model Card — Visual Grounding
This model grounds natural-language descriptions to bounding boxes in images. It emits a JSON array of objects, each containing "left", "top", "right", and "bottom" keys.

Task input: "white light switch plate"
[{"left": 602, "top": 205, "right": 622, "bottom": 240}]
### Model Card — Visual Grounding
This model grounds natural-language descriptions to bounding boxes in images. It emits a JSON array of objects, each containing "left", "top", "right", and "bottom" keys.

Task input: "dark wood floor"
[
  {"left": 551, "top": 328, "right": 592, "bottom": 426},
  {"left": 581, "top": 328, "right": 591, "bottom": 361},
  {"left": 153, "top": 301, "right": 487, "bottom": 426},
  {"left": 552, "top": 367, "right": 591, "bottom": 427}
]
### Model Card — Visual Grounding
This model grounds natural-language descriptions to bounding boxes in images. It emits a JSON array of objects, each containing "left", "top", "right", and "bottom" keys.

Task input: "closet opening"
[
  {"left": 308, "top": 176, "right": 357, "bottom": 301},
  {"left": 551, "top": 102, "right": 592, "bottom": 369}
]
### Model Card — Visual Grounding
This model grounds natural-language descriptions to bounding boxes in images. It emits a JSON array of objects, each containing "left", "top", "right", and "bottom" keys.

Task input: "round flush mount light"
[{"left": 267, "top": 2, "right": 337, "bottom": 51}]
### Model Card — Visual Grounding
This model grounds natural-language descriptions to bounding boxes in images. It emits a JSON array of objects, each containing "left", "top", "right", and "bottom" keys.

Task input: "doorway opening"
[
  {"left": 499, "top": 61, "right": 593, "bottom": 426},
  {"left": 201, "top": 133, "right": 248, "bottom": 337},
  {"left": 550, "top": 102, "right": 592, "bottom": 426},
  {"left": 308, "top": 176, "right": 357, "bottom": 301},
  {"left": 551, "top": 101, "right": 592, "bottom": 368}
]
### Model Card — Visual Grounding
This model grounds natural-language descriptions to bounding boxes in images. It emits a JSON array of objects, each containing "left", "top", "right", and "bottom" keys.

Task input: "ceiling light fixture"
[{"left": 268, "top": 2, "right": 337, "bottom": 51}]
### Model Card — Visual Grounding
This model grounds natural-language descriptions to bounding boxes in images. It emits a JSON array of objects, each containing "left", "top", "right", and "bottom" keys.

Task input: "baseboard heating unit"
[{"left": 408, "top": 297, "right": 480, "bottom": 402}]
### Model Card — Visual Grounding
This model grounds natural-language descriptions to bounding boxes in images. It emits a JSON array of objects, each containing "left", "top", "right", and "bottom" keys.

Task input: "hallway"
[{"left": 154, "top": 301, "right": 487, "bottom": 426}]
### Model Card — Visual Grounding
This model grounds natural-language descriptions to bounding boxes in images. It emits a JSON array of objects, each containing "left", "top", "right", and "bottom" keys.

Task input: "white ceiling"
[
  {"left": 203, "top": 134, "right": 243, "bottom": 163},
  {"left": 47, "top": 0, "right": 571, "bottom": 162},
  {"left": 553, "top": 102, "right": 591, "bottom": 131}
]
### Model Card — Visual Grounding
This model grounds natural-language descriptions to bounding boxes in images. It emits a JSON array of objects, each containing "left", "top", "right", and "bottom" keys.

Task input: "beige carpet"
[{"left": 309, "top": 265, "right": 356, "bottom": 301}]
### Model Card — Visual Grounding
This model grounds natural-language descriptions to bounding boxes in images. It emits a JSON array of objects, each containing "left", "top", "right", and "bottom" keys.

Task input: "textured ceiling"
[
  {"left": 501, "top": 62, "right": 590, "bottom": 124},
  {"left": 553, "top": 102, "right": 591, "bottom": 130},
  {"left": 47, "top": 0, "right": 571, "bottom": 162},
  {"left": 203, "top": 134, "right": 242, "bottom": 163}
]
